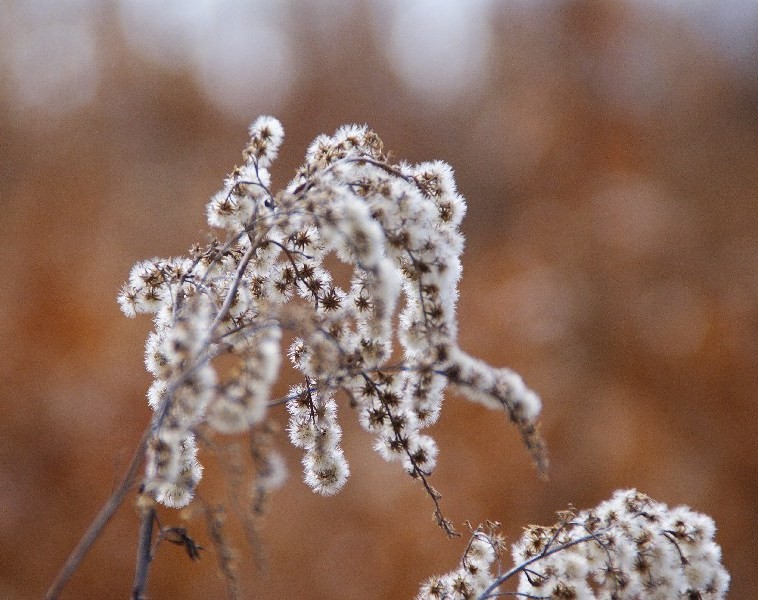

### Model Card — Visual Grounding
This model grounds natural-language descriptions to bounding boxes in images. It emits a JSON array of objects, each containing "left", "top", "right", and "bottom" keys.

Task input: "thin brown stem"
[
  {"left": 341, "top": 156, "right": 415, "bottom": 184},
  {"left": 478, "top": 531, "right": 608, "bottom": 599},
  {"left": 45, "top": 425, "right": 152, "bottom": 600},
  {"left": 131, "top": 503, "right": 156, "bottom": 600},
  {"left": 209, "top": 243, "right": 256, "bottom": 334},
  {"left": 360, "top": 372, "right": 458, "bottom": 537}
]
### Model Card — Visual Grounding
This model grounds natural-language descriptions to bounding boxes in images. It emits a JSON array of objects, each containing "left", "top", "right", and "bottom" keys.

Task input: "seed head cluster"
[
  {"left": 419, "top": 489, "right": 729, "bottom": 599},
  {"left": 118, "top": 116, "right": 545, "bottom": 515},
  {"left": 112, "top": 118, "right": 730, "bottom": 599}
]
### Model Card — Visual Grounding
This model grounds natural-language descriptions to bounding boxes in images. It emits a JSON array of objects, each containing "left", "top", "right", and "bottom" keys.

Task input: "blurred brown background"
[{"left": 2, "top": 1, "right": 757, "bottom": 598}]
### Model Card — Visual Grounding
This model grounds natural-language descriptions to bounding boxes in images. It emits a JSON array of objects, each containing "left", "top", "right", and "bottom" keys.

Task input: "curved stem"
[{"left": 478, "top": 532, "right": 605, "bottom": 599}]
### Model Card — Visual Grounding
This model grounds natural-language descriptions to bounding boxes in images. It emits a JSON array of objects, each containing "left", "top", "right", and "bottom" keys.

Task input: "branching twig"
[{"left": 477, "top": 533, "right": 604, "bottom": 599}]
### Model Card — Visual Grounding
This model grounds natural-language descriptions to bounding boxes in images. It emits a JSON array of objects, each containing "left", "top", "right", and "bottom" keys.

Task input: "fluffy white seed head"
[
  {"left": 121, "top": 117, "right": 549, "bottom": 512},
  {"left": 245, "top": 115, "right": 284, "bottom": 168},
  {"left": 510, "top": 489, "right": 730, "bottom": 600}
]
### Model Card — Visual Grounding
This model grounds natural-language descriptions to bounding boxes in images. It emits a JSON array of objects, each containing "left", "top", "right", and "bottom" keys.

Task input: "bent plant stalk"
[{"left": 47, "top": 118, "right": 728, "bottom": 600}]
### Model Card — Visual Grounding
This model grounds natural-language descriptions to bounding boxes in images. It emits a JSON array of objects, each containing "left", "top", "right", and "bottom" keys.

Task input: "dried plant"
[
  {"left": 46, "top": 118, "right": 727, "bottom": 600},
  {"left": 421, "top": 489, "right": 729, "bottom": 599}
]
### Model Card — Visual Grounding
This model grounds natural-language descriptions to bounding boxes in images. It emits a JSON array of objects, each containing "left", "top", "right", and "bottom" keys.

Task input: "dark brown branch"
[
  {"left": 360, "top": 372, "right": 459, "bottom": 538},
  {"left": 45, "top": 425, "right": 152, "bottom": 600},
  {"left": 131, "top": 502, "right": 156, "bottom": 600},
  {"left": 478, "top": 531, "right": 609, "bottom": 599}
]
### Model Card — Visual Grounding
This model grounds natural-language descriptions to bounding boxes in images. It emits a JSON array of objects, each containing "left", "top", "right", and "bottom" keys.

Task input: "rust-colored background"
[{"left": 2, "top": 2, "right": 756, "bottom": 598}]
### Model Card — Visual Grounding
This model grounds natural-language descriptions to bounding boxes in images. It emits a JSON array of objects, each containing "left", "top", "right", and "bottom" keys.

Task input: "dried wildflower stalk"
[
  {"left": 47, "top": 119, "right": 730, "bottom": 600},
  {"left": 420, "top": 489, "right": 730, "bottom": 600},
  {"left": 47, "top": 117, "right": 547, "bottom": 599},
  {"left": 118, "top": 116, "right": 546, "bottom": 518}
]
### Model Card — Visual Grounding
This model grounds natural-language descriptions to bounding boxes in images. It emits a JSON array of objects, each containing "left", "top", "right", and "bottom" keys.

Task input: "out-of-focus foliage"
[{"left": 1, "top": 1, "right": 756, "bottom": 598}]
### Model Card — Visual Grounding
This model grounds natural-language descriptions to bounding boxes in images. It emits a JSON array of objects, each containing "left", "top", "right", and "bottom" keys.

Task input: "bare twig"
[
  {"left": 132, "top": 502, "right": 156, "bottom": 600},
  {"left": 45, "top": 425, "right": 152, "bottom": 600},
  {"left": 477, "top": 532, "right": 604, "bottom": 599}
]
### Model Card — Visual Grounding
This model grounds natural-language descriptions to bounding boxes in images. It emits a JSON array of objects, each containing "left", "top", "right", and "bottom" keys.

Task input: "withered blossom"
[{"left": 118, "top": 116, "right": 546, "bottom": 513}]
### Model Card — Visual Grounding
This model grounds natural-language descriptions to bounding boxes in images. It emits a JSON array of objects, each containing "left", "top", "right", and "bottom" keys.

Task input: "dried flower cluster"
[
  {"left": 47, "top": 118, "right": 731, "bottom": 600},
  {"left": 417, "top": 522, "right": 505, "bottom": 600},
  {"left": 117, "top": 116, "right": 545, "bottom": 523},
  {"left": 420, "top": 489, "right": 729, "bottom": 599}
]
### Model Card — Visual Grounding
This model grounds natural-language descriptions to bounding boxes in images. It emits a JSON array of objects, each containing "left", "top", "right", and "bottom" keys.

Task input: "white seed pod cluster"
[
  {"left": 416, "top": 524, "right": 503, "bottom": 600},
  {"left": 419, "top": 490, "right": 729, "bottom": 600},
  {"left": 118, "top": 117, "right": 545, "bottom": 511},
  {"left": 509, "top": 489, "right": 730, "bottom": 600}
]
